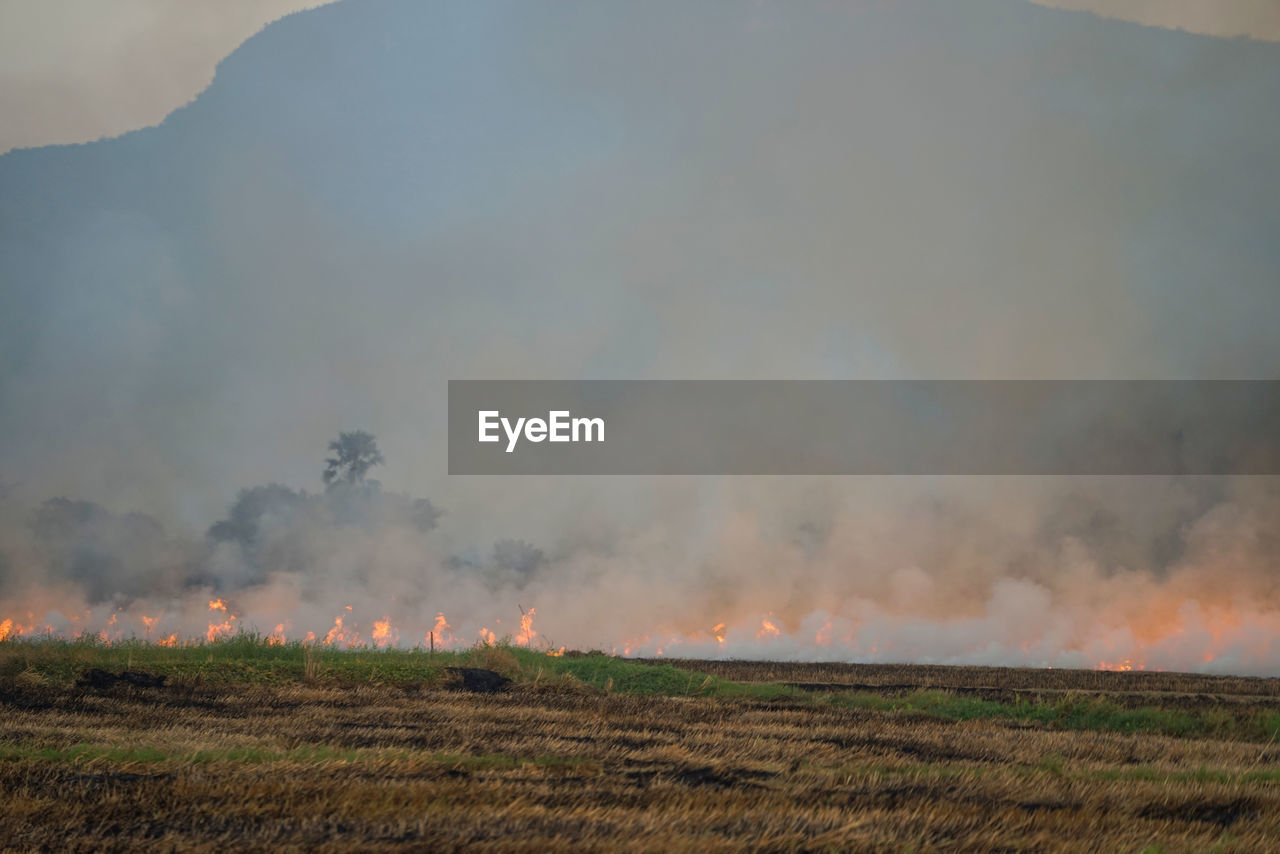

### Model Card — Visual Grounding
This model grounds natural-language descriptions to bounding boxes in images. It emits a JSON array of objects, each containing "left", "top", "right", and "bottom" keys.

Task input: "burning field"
[
  {"left": 3, "top": 0, "right": 1280, "bottom": 849},
  {"left": 3, "top": 463, "right": 1280, "bottom": 677},
  {"left": 3, "top": 637, "right": 1280, "bottom": 851},
  {"left": 2, "top": 434, "right": 1278, "bottom": 851}
]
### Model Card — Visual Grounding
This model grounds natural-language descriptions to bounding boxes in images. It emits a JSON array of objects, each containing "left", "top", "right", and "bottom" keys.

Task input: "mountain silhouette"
[{"left": 1, "top": 0, "right": 1278, "bottom": 509}]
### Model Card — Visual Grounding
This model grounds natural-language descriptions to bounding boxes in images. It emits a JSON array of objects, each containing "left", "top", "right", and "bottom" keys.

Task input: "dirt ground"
[{"left": 4, "top": 660, "right": 1280, "bottom": 851}]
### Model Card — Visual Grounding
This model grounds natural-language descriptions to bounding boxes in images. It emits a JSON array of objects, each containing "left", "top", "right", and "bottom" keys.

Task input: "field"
[{"left": 3, "top": 639, "right": 1280, "bottom": 852}]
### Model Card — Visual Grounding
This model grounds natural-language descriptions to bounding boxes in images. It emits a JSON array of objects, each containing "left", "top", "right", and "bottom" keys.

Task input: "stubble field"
[{"left": 2, "top": 639, "right": 1279, "bottom": 852}]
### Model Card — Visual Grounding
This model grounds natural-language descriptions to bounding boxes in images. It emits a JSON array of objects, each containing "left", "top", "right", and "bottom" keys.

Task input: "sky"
[
  {"left": 1, "top": 0, "right": 1279, "bottom": 155},
  {"left": 0, "top": 0, "right": 337, "bottom": 153},
  {"left": 0, "top": 0, "right": 1278, "bottom": 669}
]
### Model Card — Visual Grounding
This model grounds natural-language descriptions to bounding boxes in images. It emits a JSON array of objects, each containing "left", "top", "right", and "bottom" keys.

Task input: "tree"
[{"left": 322, "top": 430, "right": 385, "bottom": 488}]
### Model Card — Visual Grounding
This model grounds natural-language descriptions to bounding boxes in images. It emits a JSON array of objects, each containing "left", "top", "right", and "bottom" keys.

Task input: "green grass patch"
[{"left": 6, "top": 636, "right": 1280, "bottom": 742}]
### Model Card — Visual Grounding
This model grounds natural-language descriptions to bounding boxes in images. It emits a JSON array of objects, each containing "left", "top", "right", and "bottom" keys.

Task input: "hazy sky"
[
  {"left": 0, "top": 0, "right": 1277, "bottom": 669},
  {"left": 1, "top": 0, "right": 1278, "bottom": 154},
  {"left": 1031, "top": 0, "right": 1280, "bottom": 42},
  {"left": 0, "top": 0, "right": 336, "bottom": 153}
]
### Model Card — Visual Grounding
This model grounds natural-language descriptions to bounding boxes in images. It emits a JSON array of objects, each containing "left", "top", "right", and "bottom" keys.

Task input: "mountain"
[{"left": 1, "top": 0, "right": 1278, "bottom": 515}]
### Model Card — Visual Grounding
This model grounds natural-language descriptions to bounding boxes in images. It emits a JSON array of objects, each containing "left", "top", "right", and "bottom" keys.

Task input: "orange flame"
[
  {"left": 371, "top": 617, "right": 397, "bottom": 648},
  {"left": 206, "top": 598, "right": 236, "bottom": 642},
  {"left": 515, "top": 608, "right": 537, "bottom": 646},
  {"left": 1096, "top": 658, "right": 1139, "bottom": 672},
  {"left": 323, "top": 615, "right": 347, "bottom": 647},
  {"left": 815, "top": 620, "right": 833, "bottom": 646},
  {"left": 427, "top": 612, "right": 462, "bottom": 649}
]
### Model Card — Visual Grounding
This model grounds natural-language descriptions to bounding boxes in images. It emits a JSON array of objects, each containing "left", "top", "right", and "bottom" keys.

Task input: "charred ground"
[{"left": 2, "top": 639, "right": 1280, "bottom": 851}]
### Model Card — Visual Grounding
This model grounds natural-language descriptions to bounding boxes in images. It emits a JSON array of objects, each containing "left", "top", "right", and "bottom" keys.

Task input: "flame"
[
  {"left": 712, "top": 622, "right": 726, "bottom": 645},
  {"left": 515, "top": 608, "right": 537, "bottom": 646},
  {"left": 322, "top": 616, "right": 343, "bottom": 646},
  {"left": 427, "top": 612, "right": 464, "bottom": 649},
  {"left": 1096, "top": 658, "right": 1143, "bottom": 672},
  {"left": 815, "top": 620, "right": 833, "bottom": 645},
  {"left": 321, "top": 606, "right": 357, "bottom": 647},
  {"left": 371, "top": 617, "right": 397, "bottom": 648},
  {"left": 619, "top": 634, "right": 650, "bottom": 657},
  {"left": 2, "top": 590, "right": 1269, "bottom": 672},
  {"left": 206, "top": 598, "right": 236, "bottom": 642}
]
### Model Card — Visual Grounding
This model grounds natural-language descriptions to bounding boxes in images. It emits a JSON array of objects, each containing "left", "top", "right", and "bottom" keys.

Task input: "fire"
[
  {"left": 427, "top": 612, "right": 463, "bottom": 649},
  {"left": 323, "top": 606, "right": 357, "bottom": 647},
  {"left": 322, "top": 616, "right": 344, "bottom": 646},
  {"left": 1, "top": 591, "right": 1264, "bottom": 671},
  {"left": 1096, "top": 659, "right": 1140, "bottom": 672},
  {"left": 815, "top": 620, "right": 833, "bottom": 645},
  {"left": 515, "top": 608, "right": 537, "bottom": 646},
  {"left": 371, "top": 617, "right": 397, "bottom": 648},
  {"left": 618, "top": 634, "right": 649, "bottom": 657},
  {"left": 206, "top": 598, "right": 236, "bottom": 642}
]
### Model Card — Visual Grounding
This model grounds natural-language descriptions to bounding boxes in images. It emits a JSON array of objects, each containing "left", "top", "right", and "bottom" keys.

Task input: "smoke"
[
  {"left": 2, "top": 471, "right": 1277, "bottom": 672},
  {"left": 1, "top": 0, "right": 1278, "bottom": 671}
]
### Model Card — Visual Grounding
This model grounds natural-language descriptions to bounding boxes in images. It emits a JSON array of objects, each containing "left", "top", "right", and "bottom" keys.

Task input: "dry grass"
[
  {"left": 2, "top": 645, "right": 1280, "bottom": 851},
  {"left": 649, "top": 658, "right": 1280, "bottom": 702}
]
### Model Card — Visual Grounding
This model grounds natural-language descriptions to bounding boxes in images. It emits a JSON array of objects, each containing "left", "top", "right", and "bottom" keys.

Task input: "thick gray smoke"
[
  {"left": 1, "top": 0, "right": 1278, "bottom": 672},
  {"left": 2, "top": 465, "right": 1278, "bottom": 673}
]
